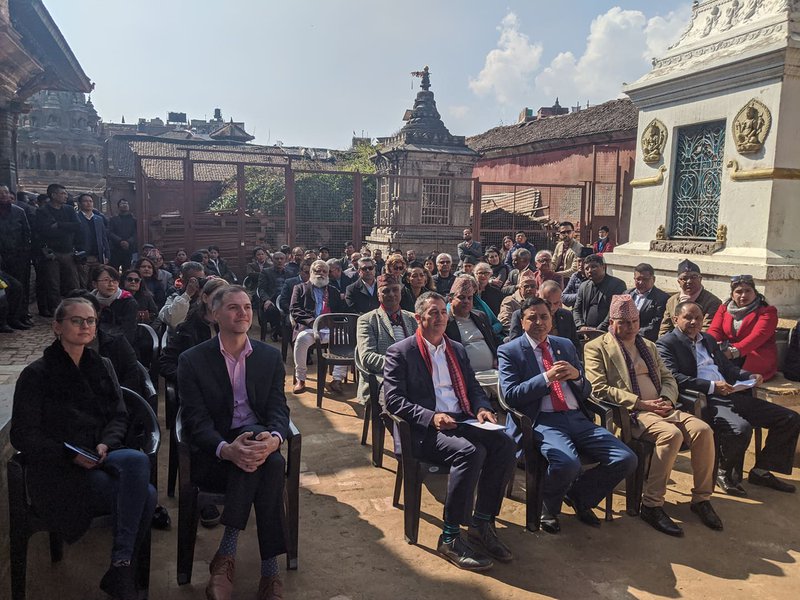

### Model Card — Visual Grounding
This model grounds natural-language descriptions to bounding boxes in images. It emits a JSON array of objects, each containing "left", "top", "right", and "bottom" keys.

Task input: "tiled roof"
[
  {"left": 467, "top": 98, "right": 638, "bottom": 153},
  {"left": 106, "top": 135, "right": 287, "bottom": 181}
]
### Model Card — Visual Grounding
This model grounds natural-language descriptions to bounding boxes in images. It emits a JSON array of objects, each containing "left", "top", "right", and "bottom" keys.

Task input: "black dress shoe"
[
  {"left": 564, "top": 496, "right": 601, "bottom": 527},
  {"left": 200, "top": 504, "right": 221, "bottom": 528},
  {"left": 690, "top": 501, "right": 723, "bottom": 531},
  {"left": 468, "top": 520, "right": 513, "bottom": 562},
  {"left": 151, "top": 505, "right": 171, "bottom": 530},
  {"left": 437, "top": 534, "right": 493, "bottom": 571},
  {"left": 0, "top": 324, "right": 14, "bottom": 333},
  {"left": 640, "top": 504, "right": 684, "bottom": 537},
  {"left": 100, "top": 563, "right": 137, "bottom": 600},
  {"left": 748, "top": 470, "right": 796, "bottom": 493},
  {"left": 717, "top": 473, "right": 747, "bottom": 497},
  {"left": 540, "top": 513, "right": 560, "bottom": 534}
]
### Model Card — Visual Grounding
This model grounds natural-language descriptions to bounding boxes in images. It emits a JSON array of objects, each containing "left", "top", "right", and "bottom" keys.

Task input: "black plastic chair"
[
  {"left": 8, "top": 387, "right": 160, "bottom": 600},
  {"left": 354, "top": 347, "right": 386, "bottom": 468},
  {"left": 137, "top": 322, "right": 160, "bottom": 387},
  {"left": 496, "top": 382, "right": 616, "bottom": 531},
  {"left": 381, "top": 411, "right": 451, "bottom": 545},
  {"left": 165, "top": 379, "right": 179, "bottom": 497},
  {"left": 175, "top": 409, "right": 301, "bottom": 585},
  {"left": 312, "top": 313, "right": 358, "bottom": 407}
]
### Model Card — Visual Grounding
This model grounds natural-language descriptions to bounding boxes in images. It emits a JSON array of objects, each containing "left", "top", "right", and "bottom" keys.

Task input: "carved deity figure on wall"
[
  {"left": 716, "top": 223, "right": 727, "bottom": 243},
  {"left": 656, "top": 225, "right": 667, "bottom": 240},
  {"left": 641, "top": 119, "right": 668, "bottom": 164},
  {"left": 733, "top": 99, "right": 772, "bottom": 154}
]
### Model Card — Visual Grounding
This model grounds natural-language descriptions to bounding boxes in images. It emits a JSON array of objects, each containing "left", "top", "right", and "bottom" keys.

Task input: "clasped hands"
[
  {"left": 545, "top": 360, "right": 579, "bottom": 383},
  {"left": 432, "top": 408, "right": 496, "bottom": 431},
  {"left": 221, "top": 431, "right": 280, "bottom": 472},
  {"left": 635, "top": 398, "right": 674, "bottom": 417},
  {"left": 714, "top": 373, "right": 763, "bottom": 396}
]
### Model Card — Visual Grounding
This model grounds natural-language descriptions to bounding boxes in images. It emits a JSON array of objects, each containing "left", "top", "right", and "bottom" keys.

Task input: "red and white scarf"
[{"left": 415, "top": 328, "right": 473, "bottom": 417}]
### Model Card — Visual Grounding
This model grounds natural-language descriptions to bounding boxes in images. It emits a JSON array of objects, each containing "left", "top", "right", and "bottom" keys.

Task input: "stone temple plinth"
[
  {"left": 366, "top": 67, "right": 479, "bottom": 257},
  {"left": 606, "top": 0, "right": 800, "bottom": 317}
]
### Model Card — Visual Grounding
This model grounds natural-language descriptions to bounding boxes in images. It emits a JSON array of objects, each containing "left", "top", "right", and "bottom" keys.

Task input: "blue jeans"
[{"left": 87, "top": 449, "right": 157, "bottom": 562}]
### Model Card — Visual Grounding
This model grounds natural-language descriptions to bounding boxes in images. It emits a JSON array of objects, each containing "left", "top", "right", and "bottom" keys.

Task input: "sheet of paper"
[
  {"left": 732, "top": 379, "right": 757, "bottom": 392},
  {"left": 461, "top": 419, "right": 506, "bottom": 431}
]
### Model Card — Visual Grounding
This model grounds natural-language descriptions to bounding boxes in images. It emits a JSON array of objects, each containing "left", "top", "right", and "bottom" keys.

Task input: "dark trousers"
[
  {"left": 534, "top": 410, "right": 638, "bottom": 515},
  {"left": 417, "top": 424, "right": 516, "bottom": 526},
  {"left": 38, "top": 252, "right": 79, "bottom": 311},
  {"left": 87, "top": 449, "right": 158, "bottom": 563},
  {"left": 192, "top": 424, "right": 287, "bottom": 560},
  {"left": 0, "top": 271, "right": 24, "bottom": 322},
  {"left": 1, "top": 255, "right": 31, "bottom": 312},
  {"left": 705, "top": 392, "right": 800, "bottom": 478},
  {"left": 262, "top": 302, "right": 281, "bottom": 331}
]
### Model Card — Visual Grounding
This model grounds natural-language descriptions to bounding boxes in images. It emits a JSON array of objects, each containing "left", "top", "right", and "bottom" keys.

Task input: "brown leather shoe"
[
  {"left": 327, "top": 379, "right": 343, "bottom": 394},
  {"left": 206, "top": 553, "right": 235, "bottom": 600},
  {"left": 292, "top": 380, "right": 306, "bottom": 394},
  {"left": 257, "top": 575, "right": 284, "bottom": 600}
]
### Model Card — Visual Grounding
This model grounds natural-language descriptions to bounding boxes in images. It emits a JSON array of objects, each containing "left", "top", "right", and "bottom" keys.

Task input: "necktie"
[{"left": 540, "top": 339, "right": 569, "bottom": 411}]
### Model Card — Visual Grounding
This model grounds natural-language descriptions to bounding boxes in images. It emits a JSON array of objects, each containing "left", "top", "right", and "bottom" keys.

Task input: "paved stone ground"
[{"left": 2, "top": 323, "right": 799, "bottom": 599}]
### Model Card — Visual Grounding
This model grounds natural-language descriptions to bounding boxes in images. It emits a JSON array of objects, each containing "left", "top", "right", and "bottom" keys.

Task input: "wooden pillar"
[
  {"left": 352, "top": 171, "right": 362, "bottom": 249},
  {"left": 0, "top": 103, "right": 19, "bottom": 190},
  {"left": 285, "top": 165, "right": 295, "bottom": 247},
  {"left": 471, "top": 178, "right": 481, "bottom": 241}
]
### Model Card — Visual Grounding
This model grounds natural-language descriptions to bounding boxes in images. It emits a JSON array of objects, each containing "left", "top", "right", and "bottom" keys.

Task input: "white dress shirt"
[
  {"left": 424, "top": 337, "right": 463, "bottom": 414},
  {"left": 523, "top": 334, "right": 581, "bottom": 411},
  {"left": 693, "top": 337, "right": 724, "bottom": 393}
]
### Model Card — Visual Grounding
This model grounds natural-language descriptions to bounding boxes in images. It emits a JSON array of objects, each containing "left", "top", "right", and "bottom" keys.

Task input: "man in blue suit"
[{"left": 498, "top": 297, "right": 637, "bottom": 534}]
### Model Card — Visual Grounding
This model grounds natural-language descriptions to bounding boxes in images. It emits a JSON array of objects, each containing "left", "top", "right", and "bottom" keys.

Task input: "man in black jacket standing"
[
  {"left": 178, "top": 286, "right": 290, "bottom": 600},
  {"left": 572, "top": 254, "right": 626, "bottom": 332},
  {"left": 627, "top": 263, "right": 670, "bottom": 342},
  {"left": 34, "top": 183, "right": 81, "bottom": 316},
  {"left": 0, "top": 185, "right": 33, "bottom": 326},
  {"left": 108, "top": 198, "right": 137, "bottom": 271}
]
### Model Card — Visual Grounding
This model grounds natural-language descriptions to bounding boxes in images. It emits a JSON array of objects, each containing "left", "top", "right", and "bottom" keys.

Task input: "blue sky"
[{"left": 47, "top": 1, "right": 692, "bottom": 148}]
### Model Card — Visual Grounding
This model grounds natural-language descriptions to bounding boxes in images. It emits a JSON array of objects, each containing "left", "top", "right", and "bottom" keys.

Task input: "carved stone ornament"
[
  {"left": 716, "top": 223, "right": 728, "bottom": 243},
  {"left": 649, "top": 239, "right": 726, "bottom": 255},
  {"left": 656, "top": 225, "right": 667, "bottom": 240},
  {"left": 641, "top": 119, "right": 668, "bottom": 164},
  {"left": 732, "top": 99, "right": 772, "bottom": 154}
]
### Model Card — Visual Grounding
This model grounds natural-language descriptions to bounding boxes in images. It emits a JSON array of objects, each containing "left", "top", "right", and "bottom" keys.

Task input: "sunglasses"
[
  {"left": 126, "top": 277, "right": 141, "bottom": 283},
  {"left": 360, "top": 265, "right": 375, "bottom": 271}
]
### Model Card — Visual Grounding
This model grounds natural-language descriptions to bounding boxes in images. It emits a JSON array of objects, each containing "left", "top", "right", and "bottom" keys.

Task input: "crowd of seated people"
[{"left": 7, "top": 193, "right": 800, "bottom": 594}]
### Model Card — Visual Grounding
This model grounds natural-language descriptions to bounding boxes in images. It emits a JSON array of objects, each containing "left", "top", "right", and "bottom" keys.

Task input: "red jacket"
[
  {"left": 592, "top": 239, "right": 614, "bottom": 255},
  {"left": 708, "top": 303, "right": 778, "bottom": 381}
]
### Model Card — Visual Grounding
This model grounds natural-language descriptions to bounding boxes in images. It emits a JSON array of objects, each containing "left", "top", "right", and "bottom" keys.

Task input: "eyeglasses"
[
  {"left": 558, "top": 230, "right": 573, "bottom": 235},
  {"left": 731, "top": 274, "right": 754, "bottom": 285},
  {"left": 95, "top": 278, "right": 117, "bottom": 285},
  {"left": 126, "top": 277, "right": 141, "bottom": 283},
  {"left": 677, "top": 274, "right": 700, "bottom": 283},
  {"left": 59, "top": 316, "right": 97, "bottom": 327}
]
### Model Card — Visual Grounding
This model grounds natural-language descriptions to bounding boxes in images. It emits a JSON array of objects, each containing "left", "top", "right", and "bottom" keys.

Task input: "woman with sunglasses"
[
  {"left": 91, "top": 265, "right": 138, "bottom": 346},
  {"left": 401, "top": 265, "right": 435, "bottom": 311},
  {"left": 10, "top": 297, "right": 157, "bottom": 599},
  {"left": 122, "top": 269, "right": 157, "bottom": 325},
  {"left": 708, "top": 274, "right": 779, "bottom": 381}
]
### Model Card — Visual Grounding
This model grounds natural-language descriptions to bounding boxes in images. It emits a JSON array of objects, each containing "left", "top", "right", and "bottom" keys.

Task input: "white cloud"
[
  {"left": 447, "top": 105, "right": 470, "bottom": 119},
  {"left": 535, "top": 5, "right": 692, "bottom": 107},
  {"left": 468, "top": 12, "right": 543, "bottom": 106}
]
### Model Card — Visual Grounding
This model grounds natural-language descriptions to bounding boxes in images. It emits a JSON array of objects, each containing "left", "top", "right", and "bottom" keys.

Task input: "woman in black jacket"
[
  {"left": 91, "top": 265, "right": 138, "bottom": 346},
  {"left": 10, "top": 298, "right": 156, "bottom": 600}
]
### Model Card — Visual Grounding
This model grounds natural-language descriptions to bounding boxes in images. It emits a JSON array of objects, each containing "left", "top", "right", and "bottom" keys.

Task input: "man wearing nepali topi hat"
[
  {"left": 659, "top": 259, "right": 722, "bottom": 337},
  {"left": 585, "top": 295, "right": 721, "bottom": 537}
]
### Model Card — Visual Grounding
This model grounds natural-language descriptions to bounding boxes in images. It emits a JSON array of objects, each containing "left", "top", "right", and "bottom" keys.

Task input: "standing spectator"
[
  {"left": 432, "top": 253, "right": 456, "bottom": 295},
  {"left": 0, "top": 184, "right": 32, "bottom": 322},
  {"left": 553, "top": 221, "right": 583, "bottom": 279},
  {"left": 504, "top": 231, "right": 536, "bottom": 267},
  {"left": 208, "top": 245, "right": 238, "bottom": 283},
  {"left": 107, "top": 198, "right": 137, "bottom": 271},
  {"left": 573, "top": 254, "right": 626, "bottom": 332},
  {"left": 457, "top": 227, "right": 483, "bottom": 268},
  {"left": 35, "top": 183, "right": 81, "bottom": 316},
  {"left": 345, "top": 257, "right": 380, "bottom": 315},
  {"left": 373, "top": 248, "right": 385, "bottom": 275},
  {"left": 91, "top": 265, "right": 138, "bottom": 346},
  {"left": 135, "top": 257, "right": 167, "bottom": 309},
  {"left": 592, "top": 226, "right": 614, "bottom": 255},
  {"left": 76, "top": 193, "right": 110, "bottom": 288}
]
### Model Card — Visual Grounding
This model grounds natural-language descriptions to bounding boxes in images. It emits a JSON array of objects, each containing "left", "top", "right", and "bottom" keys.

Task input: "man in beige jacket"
[
  {"left": 585, "top": 294, "right": 720, "bottom": 537},
  {"left": 497, "top": 269, "right": 537, "bottom": 334}
]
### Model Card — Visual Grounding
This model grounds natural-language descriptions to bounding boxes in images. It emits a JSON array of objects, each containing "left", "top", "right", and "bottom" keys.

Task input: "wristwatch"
[{"left": 730, "top": 346, "right": 741, "bottom": 359}]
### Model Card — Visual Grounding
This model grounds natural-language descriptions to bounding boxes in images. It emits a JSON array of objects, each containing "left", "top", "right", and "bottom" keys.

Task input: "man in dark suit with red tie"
[
  {"left": 498, "top": 297, "right": 637, "bottom": 534},
  {"left": 384, "top": 292, "right": 516, "bottom": 571}
]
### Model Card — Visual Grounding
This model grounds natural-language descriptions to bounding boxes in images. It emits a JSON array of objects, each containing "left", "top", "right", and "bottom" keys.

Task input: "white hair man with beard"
[{"left": 289, "top": 259, "right": 348, "bottom": 394}]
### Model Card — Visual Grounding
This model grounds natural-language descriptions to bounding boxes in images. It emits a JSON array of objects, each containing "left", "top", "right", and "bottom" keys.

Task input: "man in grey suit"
[{"left": 355, "top": 273, "right": 417, "bottom": 403}]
